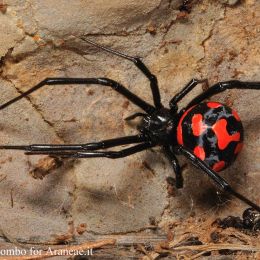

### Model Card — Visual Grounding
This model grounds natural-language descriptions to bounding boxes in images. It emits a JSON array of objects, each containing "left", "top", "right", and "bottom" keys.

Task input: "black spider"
[{"left": 0, "top": 38, "right": 259, "bottom": 213}]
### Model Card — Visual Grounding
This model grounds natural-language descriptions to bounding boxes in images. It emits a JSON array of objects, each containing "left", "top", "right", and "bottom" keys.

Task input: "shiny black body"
[
  {"left": 0, "top": 38, "right": 259, "bottom": 213},
  {"left": 138, "top": 108, "right": 177, "bottom": 145}
]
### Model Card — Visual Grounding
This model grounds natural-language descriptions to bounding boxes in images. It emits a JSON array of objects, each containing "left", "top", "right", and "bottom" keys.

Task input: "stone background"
[{"left": 0, "top": 0, "right": 259, "bottom": 251}]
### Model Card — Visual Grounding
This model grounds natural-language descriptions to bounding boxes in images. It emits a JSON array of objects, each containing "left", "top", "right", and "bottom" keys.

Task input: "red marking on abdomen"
[
  {"left": 234, "top": 142, "right": 243, "bottom": 154},
  {"left": 232, "top": 109, "right": 241, "bottom": 121},
  {"left": 194, "top": 146, "right": 205, "bottom": 160},
  {"left": 192, "top": 114, "right": 208, "bottom": 136},
  {"left": 213, "top": 161, "right": 225, "bottom": 172},
  {"left": 212, "top": 119, "right": 240, "bottom": 150},
  {"left": 177, "top": 106, "right": 195, "bottom": 145},
  {"left": 207, "top": 102, "right": 222, "bottom": 109}
]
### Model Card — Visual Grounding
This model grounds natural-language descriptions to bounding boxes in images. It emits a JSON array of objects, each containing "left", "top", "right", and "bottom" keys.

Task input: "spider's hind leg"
[
  {"left": 164, "top": 145, "right": 183, "bottom": 189},
  {"left": 178, "top": 145, "right": 260, "bottom": 212},
  {"left": 186, "top": 80, "right": 260, "bottom": 108}
]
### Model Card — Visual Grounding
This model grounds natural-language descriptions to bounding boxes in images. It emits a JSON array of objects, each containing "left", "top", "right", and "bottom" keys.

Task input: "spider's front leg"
[
  {"left": 0, "top": 134, "right": 150, "bottom": 154},
  {"left": 25, "top": 142, "right": 155, "bottom": 159},
  {"left": 0, "top": 77, "right": 155, "bottom": 114},
  {"left": 178, "top": 145, "right": 260, "bottom": 213},
  {"left": 124, "top": 112, "right": 147, "bottom": 121},
  {"left": 79, "top": 38, "right": 163, "bottom": 108}
]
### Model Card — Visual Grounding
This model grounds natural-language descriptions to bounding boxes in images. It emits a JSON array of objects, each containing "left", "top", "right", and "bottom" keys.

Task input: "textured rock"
[{"left": 0, "top": 0, "right": 259, "bottom": 243}]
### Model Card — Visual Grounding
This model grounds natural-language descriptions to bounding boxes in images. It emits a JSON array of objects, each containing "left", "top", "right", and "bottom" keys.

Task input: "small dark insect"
[
  {"left": 243, "top": 208, "right": 260, "bottom": 230},
  {"left": 179, "top": 0, "right": 193, "bottom": 13},
  {"left": 216, "top": 207, "right": 260, "bottom": 231},
  {"left": 0, "top": 39, "right": 259, "bottom": 213}
]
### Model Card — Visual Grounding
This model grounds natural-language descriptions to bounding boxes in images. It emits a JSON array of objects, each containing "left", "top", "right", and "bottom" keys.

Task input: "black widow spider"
[{"left": 0, "top": 38, "right": 259, "bottom": 213}]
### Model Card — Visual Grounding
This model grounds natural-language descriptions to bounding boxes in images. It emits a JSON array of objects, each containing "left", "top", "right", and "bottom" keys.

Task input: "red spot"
[
  {"left": 194, "top": 146, "right": 206, "bottom": 160},
  {"left": 192, "top": 114, "right": 208, "bottom": 136},
  {"left": 213, "top": 161, "right": 225, "bottom": 172},
  {"left": 177, "top": 106, "right": 195, "bottom": 145},
  {"left": 212, "top": 119, "right": 240, "bottom": 150},
  {"left": 207, "top": 102, "right": 222, "bottom": 108},
  {"left": 234, "top": 142, "right": 243, "bottom": 154},
  {"left": 232, "top": 109, "right": 241, "bottom": 121}
]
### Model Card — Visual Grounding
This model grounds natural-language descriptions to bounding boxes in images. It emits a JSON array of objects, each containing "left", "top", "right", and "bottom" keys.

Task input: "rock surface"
[{"left": 0, "top": 0, "right": 259, "bottom": 244}]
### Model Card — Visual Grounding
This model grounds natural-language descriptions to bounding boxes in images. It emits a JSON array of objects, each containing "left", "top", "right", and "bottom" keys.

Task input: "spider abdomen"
[{"left": 177, "top": 102, "right": 243, "bottom": 171}]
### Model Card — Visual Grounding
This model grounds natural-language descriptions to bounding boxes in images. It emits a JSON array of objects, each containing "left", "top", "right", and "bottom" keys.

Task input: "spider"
[{"left": 0, "top": 38, "right": 259, "bottom": 213}]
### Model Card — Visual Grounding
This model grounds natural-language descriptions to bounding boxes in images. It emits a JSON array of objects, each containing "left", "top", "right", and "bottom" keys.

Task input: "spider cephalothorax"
[
  {"left": 0, "top": 38, "right": 259, "bottom": 213},
  {"left": 137, "top": 108, "right": 177, "bottom": 145}
]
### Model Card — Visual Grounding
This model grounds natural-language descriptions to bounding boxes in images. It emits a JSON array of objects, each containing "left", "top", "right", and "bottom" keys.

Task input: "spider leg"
[
  {"left": 79, "top": 38, "right": 162, "bottom": 108},
  {"left": 124, "top": 112, "right": 147, "bottom": 121},
  {"left": 0, "top": 134, "right": 148, "bottom": 152},
  {"left": 0, "top": 77, "right": 155, "bottom": 114},
  {"left": 186, "top": 80, "right": 260, "bottom": 108},
  {"left": 25, "top": 142, "right": 155, "bottom": 159},
  {"left": 164, "top": 145, "right": 183, "bottom": 188},
  {"left": 169, "top": 78, "right": 208, "bottom": 111},
  {"left": 177, "top": 145, "right": 260, "bottom": 212}
]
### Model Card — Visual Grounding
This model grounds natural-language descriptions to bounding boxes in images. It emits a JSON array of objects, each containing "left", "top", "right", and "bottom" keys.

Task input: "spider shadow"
[
  {"left": 76, "top": 148, "right": 169, "bottom": 208},
  {"left": 22, "top": 158, "right": 76, "bottom": 213}
]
